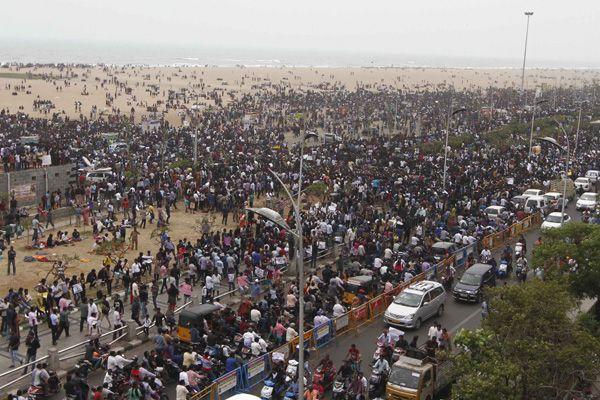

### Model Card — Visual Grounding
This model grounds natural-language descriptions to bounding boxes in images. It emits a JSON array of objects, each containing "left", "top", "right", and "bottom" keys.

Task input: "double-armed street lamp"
[
  {"left": 536, "top": 119, "right": 570, "bottom": 226},
  {"left": 247, "top": 130, "right": 318, "bottom": 400}
]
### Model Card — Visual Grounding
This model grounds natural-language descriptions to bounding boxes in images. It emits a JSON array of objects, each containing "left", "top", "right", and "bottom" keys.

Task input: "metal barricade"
[
  {"left": 368, "top": 295, "right": 386, "bottom": 320},
  {"left": 314, "top": 320, "right": 334, "bottom": 348},
  {"left": 190, "top": 384, "right": 215, "bottom": 400},
  {"left": 243, "top": 354, "right": 271, "bottom": 388},
  {"left": 216, "top": 368, "right": 243, "bottom": 400},
  {"left": 350, "top": 304, "right": 370, "bottom": 330}
]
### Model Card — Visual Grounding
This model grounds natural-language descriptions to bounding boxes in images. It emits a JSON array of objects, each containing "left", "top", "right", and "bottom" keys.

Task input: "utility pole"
[{"left": 521, "top": 11, "right": 534, "bottom": 93}]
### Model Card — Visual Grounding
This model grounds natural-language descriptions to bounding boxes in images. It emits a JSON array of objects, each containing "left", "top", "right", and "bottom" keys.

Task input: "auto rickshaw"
[
  {"left": 177, "top": 303, "right": 221, "bottom": 343},
  {"left": 342, "top": 275, "right": 375, "bottom": 307}
]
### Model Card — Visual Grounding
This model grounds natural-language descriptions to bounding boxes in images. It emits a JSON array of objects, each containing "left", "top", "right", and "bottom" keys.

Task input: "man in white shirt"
[
  {"left": 106, "top": 351, "right": 133, "bottom": 371},
  {"left": 250, "top": 338, "right": 262, "bottom": 356},
  {"left": 250, "top": 307, "right": 261, "bottom": 323},
  {"left": 286, "top": 324, "right": 298, "bottom": 342},
  {"left": 332, "top": 302, "right": 346, "bottom": 317}
]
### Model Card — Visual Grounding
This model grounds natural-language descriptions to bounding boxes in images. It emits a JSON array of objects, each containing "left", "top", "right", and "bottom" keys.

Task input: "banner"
[
  {"left": 247, "top": 356, "right": 266, "bottom": 379},
  {"left": 218, "top": 370, "right": 238, "bottom": 395},
  {"left": 12, "top": 183, "right": 37, "bottom": 203},
  {"left": 315, "top": 323, "right": 330, "bottom": 340},
  {"left": 334, "top": 314, "right": 349, "bottom": 330}
]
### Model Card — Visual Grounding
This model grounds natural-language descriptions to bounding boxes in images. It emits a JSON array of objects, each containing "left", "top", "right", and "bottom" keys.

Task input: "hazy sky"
[{"left": 3, "top": 0, "right": 599, "bottom": 64}]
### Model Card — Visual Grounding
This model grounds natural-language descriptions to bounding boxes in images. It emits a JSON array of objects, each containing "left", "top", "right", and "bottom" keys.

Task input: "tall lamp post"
[
  {"left": 248, "top": 130, "right": 318, "bottom": 400},
  {"left": 442, "top": 107, "right": 467, "bottom": 192},
  {"left": 528, "top": 99, "right": 548, "bottom": 155},
  {"left": 536, "top": 119, "right": 570, "bottom": 226},
  {"left": 521, "top": 11, "right": 534, "bottom": 92},
  {"left": 573, "top": 100, "right": 588, "bottom": 156}
]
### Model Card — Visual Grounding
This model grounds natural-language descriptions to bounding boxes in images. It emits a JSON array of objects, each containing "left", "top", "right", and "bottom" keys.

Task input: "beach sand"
[{"left": 1, "top": 65, "right": 599, "bottom": 126}]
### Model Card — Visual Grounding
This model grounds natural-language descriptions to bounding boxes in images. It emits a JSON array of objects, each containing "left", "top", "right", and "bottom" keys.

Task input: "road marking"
[{"left": 449, "top": 307, "right": 481, "bottom": 334}]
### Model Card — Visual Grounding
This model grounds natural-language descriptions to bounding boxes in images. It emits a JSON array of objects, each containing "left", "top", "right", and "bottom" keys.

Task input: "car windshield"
[
  {"left": 576, "top": 178, "right": 587, "bottom": 183},
  {"left": 394, "top": 291, "right": 423, "bottom": 307},
  {"left": 486, "top": 209, "right": 498, "bottom": 214},
  {"left": 546, "top": 215, "right": 564, "bottom": 223},
  {"left": 581, "top": 194, "right": 597, "bottom": 201},
  {"left": 460, "top": 273, "right": 481, "bottom": 286},
  {"left": 388, "top": 367, "right": 421, "bottom": 389}
]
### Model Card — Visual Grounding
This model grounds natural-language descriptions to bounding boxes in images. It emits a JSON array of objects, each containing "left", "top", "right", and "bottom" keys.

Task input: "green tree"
[
  {"left": 452, "top": 280, "right": 600, "bottom": 400},
  {"left": 532, "top": 222, "right": 600, "bottom": 317}
]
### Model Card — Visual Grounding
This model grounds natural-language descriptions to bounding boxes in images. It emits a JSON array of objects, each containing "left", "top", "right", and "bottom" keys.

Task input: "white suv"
[{"left": 384, "top": 281, "right": 446, "bottom": 330}]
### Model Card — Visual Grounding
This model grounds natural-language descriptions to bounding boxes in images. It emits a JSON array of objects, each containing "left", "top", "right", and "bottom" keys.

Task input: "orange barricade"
[
  {"left": 368, "top": 295, "right": 386, "bottom": 320},
  {"left": 351, "top": 303, "right": 371, "bottom": 329},
  {"left": 289, "top": 329, "right": 314, "bottom": 352}
]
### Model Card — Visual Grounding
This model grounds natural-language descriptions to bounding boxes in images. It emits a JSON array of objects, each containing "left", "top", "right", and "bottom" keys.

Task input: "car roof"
[
  {"left": 485, "top": 205, "right": 504, "bottom": 210},
  {"left": 465, "top": 263, "right": 493, "bottom": 274},
  {"left": 576, "top": 177, "right": 589, "bottom": 180},
  {"left": 544, "top": 192, "right": 561, "bottom": 196},
  {"left": 347, "top": 275, "right": 372, "bottom": 284},
  {"left": 407, "top": 280, "right": 442, "bottom": 293},
  {"left": 527, "top": 195, "right": 546, "bottom": 200},
  {"left": 432, "top": 241, "right": 456, "bottom": 249},
  {"left": 581, "top": 192, "right": 597, "bottom": 196},
  {"left": 524, "top": 188, "right": 541, "bottom": 192},
  {"left": 547, "top": 212, "right": 567, "bottom": 217}
]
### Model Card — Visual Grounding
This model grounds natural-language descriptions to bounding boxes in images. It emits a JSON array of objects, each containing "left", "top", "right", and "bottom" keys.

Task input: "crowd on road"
[{"left": 0, "top": 81, "right": 599, "bottom": 399}]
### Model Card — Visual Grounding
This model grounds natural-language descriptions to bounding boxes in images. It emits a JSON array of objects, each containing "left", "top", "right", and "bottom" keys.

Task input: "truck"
[{"left": 386, "top": 349, "right": 453, "bottom": 400}]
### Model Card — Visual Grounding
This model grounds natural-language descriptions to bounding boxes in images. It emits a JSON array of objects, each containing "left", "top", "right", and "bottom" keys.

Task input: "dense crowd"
[{"left": 0, "top": 82, "right": 599, "bottom": 399}]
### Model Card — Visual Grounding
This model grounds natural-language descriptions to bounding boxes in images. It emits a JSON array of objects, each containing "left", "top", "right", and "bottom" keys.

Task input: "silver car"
[{"left": 384, "top": 281, "right": 447, "bottom": 329}]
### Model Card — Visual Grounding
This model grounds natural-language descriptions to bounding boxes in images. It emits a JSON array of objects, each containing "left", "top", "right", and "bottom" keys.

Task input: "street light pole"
[
  {"left": 249, "top": 130, "right": 317, "bottom": 400},
  {"left": 521, "top": 11, "right": 534, "bottom": 93},
  {"left": 442, "top": 107, "right": 467, "bottom": 192},
  {"left": 537, "top": 119, "right": 571, "bottom": 226},
  {"left": 574, "top": 101, "right": 586, "bottom": 156}
]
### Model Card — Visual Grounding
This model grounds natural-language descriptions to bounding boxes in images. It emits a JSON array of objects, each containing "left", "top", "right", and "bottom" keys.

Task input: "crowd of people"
[{"left": 0, "top": 81, "right": 599, "bottom": 398}]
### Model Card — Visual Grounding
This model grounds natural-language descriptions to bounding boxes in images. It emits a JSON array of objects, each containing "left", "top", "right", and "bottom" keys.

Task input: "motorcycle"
[
  {"left": 497, "top": 259, "right": 510, "bottom": 278},
  {"left": 332, "top": 376, "right": 347, "bottom": 400},
  {"left": 27, "top": 370, "right": 60, "bottom": 399},
  {"left": 514, "top": 242, "right": 524, "bottom": 258},
  {"left": 313, "top": 364, "right": 336, "bottom": 391},
  {"left": 368, "top": 371, "right": 387, "bottom": 400}
]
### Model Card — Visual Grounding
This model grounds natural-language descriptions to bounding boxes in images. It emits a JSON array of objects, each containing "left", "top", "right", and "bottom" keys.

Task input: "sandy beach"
[{"left": 1, "top": 65, "right": 599, "bottom": 126}]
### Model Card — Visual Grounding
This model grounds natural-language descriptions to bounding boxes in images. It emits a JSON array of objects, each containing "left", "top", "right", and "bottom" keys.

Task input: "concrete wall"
[{"left": 0, "top": 163, "right": 77, "bottom": 207}]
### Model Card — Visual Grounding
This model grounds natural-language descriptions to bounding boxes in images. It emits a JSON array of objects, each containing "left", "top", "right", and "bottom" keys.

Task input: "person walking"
[
  {"left": 22, "top": 329, "right": 40, "bottom": 375},
  {"left": 8, "top": 331, "right": 23, "bottom": 368},
  {"left": 45, "top": 208, "right": 55, "bottom": 229},
  {"left": 7, "top": 246, "right": 16, "bottom": 276},
  {"left": 79, "top": 297, "right": 88, "bottom": 333},
  {"left": 58, "top": 307, "right": 70, "bottom": 338},
  {"left": 49, "top": 308, "right": 59, "bottom": 345},
  {"left": 130, "top": 227, "right": 139, "bottom": 251}
]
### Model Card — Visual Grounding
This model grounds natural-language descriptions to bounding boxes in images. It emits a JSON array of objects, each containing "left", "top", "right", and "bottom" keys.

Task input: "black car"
[{"left": 452, "top": 263, "right": 496, "bottom": 303}]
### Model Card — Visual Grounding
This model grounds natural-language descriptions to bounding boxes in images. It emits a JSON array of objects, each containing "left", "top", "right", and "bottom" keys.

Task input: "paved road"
[{"left": 28, "top": 206, "right": 582, "bottom": 399}]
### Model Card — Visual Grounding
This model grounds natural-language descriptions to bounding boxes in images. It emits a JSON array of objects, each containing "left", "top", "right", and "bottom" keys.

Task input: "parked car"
[
  {"left": 541, "top": 212, "right": 571, "bottom": 229},
  {"left": 524, "top": 195, "right": 548, "bottom": 214},
  {"left": 522, "top": 188, "right": 543, "bottom": 198},
  {"left": 452, "top": 263, "right": 496, "bottom": 303},
  {"left": 585, "top": 170, "right": 599, "bottom": 183},
  {"left": 543, "top": 192, "right": 568, "bottom": 211},
  {"left": 384, "top": 281, "right": 446, "bottom": 329},
  {"left": 323, "top": 133, "right": 342, "bottom": 143},
  {"left": 483, "top": 205, "right": 511, "bottom": 220},
  {"left": 511, "top": 195, "right": 528, "bottom": 210},
  {"left": 574, "top": 177, "right": 591, "bottom": 191},
  {"left": 576, "top": 192, "right": 598, "bottom": 211},
  {"left": 86, "top": 168, "right": 113, "bottom": 183}
]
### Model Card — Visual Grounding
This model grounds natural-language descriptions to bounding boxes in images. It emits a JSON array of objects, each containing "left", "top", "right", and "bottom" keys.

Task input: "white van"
[
  {"left": 524, "top": 195, "right": 548, "bottom": 214},
  {"left": 86, "top": 168, "right": 113, "bottom": 183},
  {"left": 585, "top": 170, "right": 599, "bottom": 183}
]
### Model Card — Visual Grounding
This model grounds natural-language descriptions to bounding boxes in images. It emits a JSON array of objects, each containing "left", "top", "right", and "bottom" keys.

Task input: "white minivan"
[
  {"left": 524, "top": 195, "right": 548, "bottom": 214},
  {"left": 585, "top": 170, "right": 599, "bottom": 183}
]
